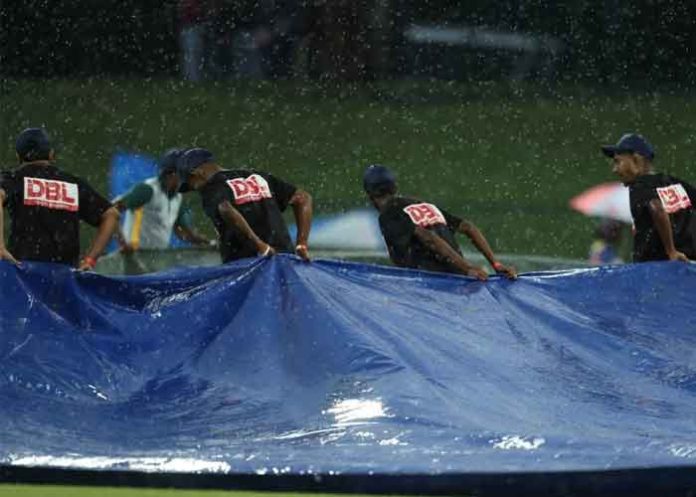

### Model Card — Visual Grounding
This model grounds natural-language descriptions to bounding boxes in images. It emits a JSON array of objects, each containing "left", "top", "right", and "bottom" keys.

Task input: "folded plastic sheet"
[{"left": 1, "top": 257, "right": 695, "bottom": 476}]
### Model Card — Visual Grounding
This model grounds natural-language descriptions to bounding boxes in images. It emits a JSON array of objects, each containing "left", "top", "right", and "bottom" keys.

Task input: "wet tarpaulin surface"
[{"left": 0, "top": 257, "right": 695, "bottom": 495}]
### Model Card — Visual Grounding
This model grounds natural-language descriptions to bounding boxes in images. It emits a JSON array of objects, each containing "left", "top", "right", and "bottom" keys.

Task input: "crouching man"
[
  {"left": 363, "top": 164, "right": 516, "bottom": 281},
  {"left": 176, "top": 148, "right": 312, "bottom": 263}
]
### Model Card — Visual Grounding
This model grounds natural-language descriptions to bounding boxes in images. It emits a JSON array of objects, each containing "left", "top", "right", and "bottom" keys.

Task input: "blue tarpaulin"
[{"left": 1, "top": 257, "right": 695, "bottom": 492}]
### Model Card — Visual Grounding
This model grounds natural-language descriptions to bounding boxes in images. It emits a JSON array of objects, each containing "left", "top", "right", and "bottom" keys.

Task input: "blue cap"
[
  {"left": 601, "top": 133, "right": 655, "bottom": 160},
  {"left": 16, "top": 127, "right": 52, "bottom": 161},
  {"left": 363, "top": 164, "right": 397, "bottom": 195},
  {"left": 158, "top": 148, "right": 183, "bottom": 176},
  {"left": 177, "top": 147, "right": 214, "bottom": 192}
]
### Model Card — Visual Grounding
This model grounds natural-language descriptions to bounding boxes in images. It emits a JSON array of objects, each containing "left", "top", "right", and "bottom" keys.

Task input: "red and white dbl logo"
[
  {"left": 403, "top": 203, "right": 446, "bottom": 227},
  {"left": 227, "top": 174, "right": 272, "bottom": 205},
  {"left": 657, "top": 184, "right": 692, "bottom": 214},
  {"left": 23, "top": 177, "right": 79, "bottom": 212}
]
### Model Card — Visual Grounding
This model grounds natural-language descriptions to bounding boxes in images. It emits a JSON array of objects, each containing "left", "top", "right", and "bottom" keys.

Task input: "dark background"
[{"left": 2, "top": 0, "right": 695, "bottom": 88}]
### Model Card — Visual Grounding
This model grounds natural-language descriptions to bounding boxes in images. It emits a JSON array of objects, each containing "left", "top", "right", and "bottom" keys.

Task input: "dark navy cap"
[
  {"left": 16, "top": 127, "right": 52, "bottom": 161},
  {"left": 177, "top": 147, "right": 214, "bottom": 192},
  {"left": 158, "top": 148, "right": 183, "bottom": 176},
  {"left": 363, "top": 164, "right": 397, "bottom": 195},
  {"left": 601, "top": 133, "right": 655, "bottom": 160}
]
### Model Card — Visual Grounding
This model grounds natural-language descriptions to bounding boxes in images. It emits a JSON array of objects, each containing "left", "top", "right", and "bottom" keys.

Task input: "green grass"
[
  {"left": 2, "top": 79, "right": 696, "bottom": 259},
  {"left": 1, "top": 485, "right": 223, "bottom": 496},
  {"left": 0, "top": 485, "right": 396, "bottom": 497}
]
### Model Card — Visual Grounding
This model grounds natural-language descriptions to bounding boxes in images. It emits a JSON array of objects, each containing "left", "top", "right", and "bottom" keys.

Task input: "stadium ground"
[
  {"left": 2, "top": 79, "right": 695, "bottom": 260},
  {"left": 1, "top": 486, "right": 392, "bottom": 497}
]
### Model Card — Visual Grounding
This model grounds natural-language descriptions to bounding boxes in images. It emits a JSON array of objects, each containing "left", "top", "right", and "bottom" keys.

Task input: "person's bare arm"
[
  {"left": 649, "top": 198, "right": 689, "bottom": 261},
  {"left": 414, "top": 226, "right": 488, "bottom": 281},
  {"left": 113, "top": 199, "right": 126, "bottom": 212},
  {"left": 289, "top": 189, "right": 312, "bottom": 261},
  {"left": 78, "top": 206, "right": 121, "bottom": 270},
  {"left": 218, "top": 200, "right": 274, "bottom": 256},
  {"left": 174, "top": 225, "right": 214, "bottom": 246},
  {"left": 0, "top": 189, "right": 19, "bottom": 265},
  {"left": 456, "top": 220, "right": 517, "bottom": 279}
]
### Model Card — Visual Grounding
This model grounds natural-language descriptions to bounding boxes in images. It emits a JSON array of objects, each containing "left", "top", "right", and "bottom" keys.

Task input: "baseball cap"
[
  {"left": 363, "top": 164, "right": 397, "bottom": 195},
  {"left": 177, "top": 147, "right": 214, "bottom": 192},
  {"left": 158, "top": 148, "right": 183, "bottom": 176},
  {"left": 16, "top": 127, "right": 52, "bottom": 161},
  {"left": 601, "top": 133, "right": 655, "bottom": 160}
]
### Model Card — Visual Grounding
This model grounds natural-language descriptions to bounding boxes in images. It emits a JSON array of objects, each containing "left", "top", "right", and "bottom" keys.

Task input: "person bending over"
[
  {"left": 176, "top": 147, "right": 312, "bottom": 263},
  {"left": 363, "top": 164, "right": 516, "bottom": 281},
  {"left": 0, "top": 128, "right": 119, "bottom": 271}
]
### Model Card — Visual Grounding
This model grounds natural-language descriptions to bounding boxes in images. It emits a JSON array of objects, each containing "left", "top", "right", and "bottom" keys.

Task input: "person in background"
[
  {"left": 176, "top": 148, "right": 312, "bottom": 262},
  {"left": 588, "top": 218, "right": 624, "bottom": 266},
  {"left": 178, "top": 0, "right": 214, "bottom": 81},
  {"left": 362, "top": 164, "right": 517, "bottom": 281},
  {"left": 601, "top": 133, "right": 696, "bottom": 262},
  {"left": 0, "top": 128, "right": 119, "bottom": 270},
  {"left": 113, "top": 148, "right": 214, "bottom": 253},
  {"left": 216, "top": 0, "right": 311, "bottom": 79}
]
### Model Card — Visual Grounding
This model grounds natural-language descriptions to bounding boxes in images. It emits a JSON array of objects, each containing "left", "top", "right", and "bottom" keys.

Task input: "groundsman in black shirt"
[
  {"left": 176, "top": 148, "right": 312, "bottom": 263},
  {"left": 362, "top": 164, "right": 517, "bottom": 281},
  {"left": 0, "top": 128, "right": 120, "bottom": 270},
  {"left": 601, "top": 133, "right": 696, "bottom": 262}
]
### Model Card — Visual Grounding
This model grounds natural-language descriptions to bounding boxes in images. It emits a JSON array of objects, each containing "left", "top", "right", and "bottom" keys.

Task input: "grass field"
[
  {"left": 2, "top": 79, "right": 696, "bottom": 259},
  {"left": 2, "top": 485, "right": 234, "bottom": 496},
  {"left": 0, "top": 486, "right": 388, "bottom": 497}
]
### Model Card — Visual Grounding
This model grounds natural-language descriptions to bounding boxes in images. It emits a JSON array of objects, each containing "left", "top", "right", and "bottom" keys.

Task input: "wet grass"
[
  {"left": 2, "top": 78, "right": 695, "bottom": 259},
  {"left": 0, "top": 485, "right": 414, "bottom": 497}
]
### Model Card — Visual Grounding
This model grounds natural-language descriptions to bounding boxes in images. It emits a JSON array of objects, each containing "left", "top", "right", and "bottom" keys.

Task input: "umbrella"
[
  {"left": 290, "top": 209, "right": 386, "bottom": 252},
  {"left": 569, "top": 182, "right": 632, "bottom": 223}
]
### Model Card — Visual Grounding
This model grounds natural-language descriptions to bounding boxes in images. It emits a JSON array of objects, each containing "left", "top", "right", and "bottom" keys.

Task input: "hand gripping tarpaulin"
[{"left": 0, "top": 257, "right": 695, "bottom": 495}]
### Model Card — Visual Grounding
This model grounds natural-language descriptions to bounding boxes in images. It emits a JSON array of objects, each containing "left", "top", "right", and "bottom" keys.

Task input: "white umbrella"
[
  {"left": 569, "top": 182, "right": 632, "bottom": 223},
  {"left": 290, "top": 209, "right": 387, "bottom": 252}
]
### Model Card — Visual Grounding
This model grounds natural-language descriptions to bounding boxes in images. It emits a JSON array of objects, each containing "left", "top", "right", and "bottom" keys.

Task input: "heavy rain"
[{"left": 1, "top": 2, "right": 695, "bottom": 496}]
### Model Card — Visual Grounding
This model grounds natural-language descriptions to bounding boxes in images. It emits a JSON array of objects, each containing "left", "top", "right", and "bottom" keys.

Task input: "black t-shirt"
[
  {"left": 0, "top": 163, "right": 111, "bottom": 266},
  {"left": 199, "top": 169, "right": 296, "bottom": 263},
  {"left": 378, "top": 196, "right": 463, "bottom": 273},
  {"left": 629, "top": 173, "right": 696, "bottom": 262}
]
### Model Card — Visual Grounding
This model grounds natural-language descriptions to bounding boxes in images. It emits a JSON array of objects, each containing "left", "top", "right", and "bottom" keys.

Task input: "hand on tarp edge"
[
  {"left": 0, "top": 246, "right": 20, "bottom": 266},
  {"left": 493, "top": 261, "right": 518, "bottom": 280}
]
